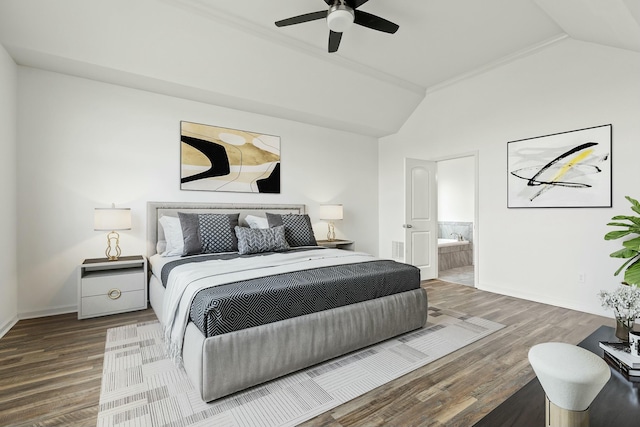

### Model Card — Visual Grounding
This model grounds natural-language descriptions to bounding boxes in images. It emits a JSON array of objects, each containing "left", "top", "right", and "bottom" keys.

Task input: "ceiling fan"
[{"left": 275, "top": 0, "right": 399, "bottom": 53}]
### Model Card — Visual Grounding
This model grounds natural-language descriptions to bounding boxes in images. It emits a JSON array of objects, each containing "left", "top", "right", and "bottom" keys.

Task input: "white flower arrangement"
[{"left": 598, "top": 284, "right": 640, "bottom": 320}]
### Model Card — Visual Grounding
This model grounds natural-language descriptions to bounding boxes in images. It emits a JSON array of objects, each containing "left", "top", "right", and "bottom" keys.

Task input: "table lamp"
[
  {"left": 319, "top": 204, "right": 343, "bottom": 242},
  {"left": 94, "top": 203, "right": 131, "bottom": 261}
]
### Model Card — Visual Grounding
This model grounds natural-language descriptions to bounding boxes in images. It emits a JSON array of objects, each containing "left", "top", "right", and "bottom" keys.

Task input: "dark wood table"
[{"left": 474, "top": 325, "right": 640, "bottom": 427}]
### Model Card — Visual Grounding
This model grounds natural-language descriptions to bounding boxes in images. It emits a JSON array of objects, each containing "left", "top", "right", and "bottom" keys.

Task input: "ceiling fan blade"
[
  {"left": 328, "top": 30, "right": 342, "bottom": 53},
  {"left": 354, "top": 10, "right": 399, "bottom": 33},
  {"left": 346, "top": 0, "right": 371, "bottom": 8},
  {"left": 275, "top": 10, "right": 326, "bottom": 27}
]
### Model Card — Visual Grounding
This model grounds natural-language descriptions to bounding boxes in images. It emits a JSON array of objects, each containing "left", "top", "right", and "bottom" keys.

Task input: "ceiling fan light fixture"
[
  {"left": 327, "top": 5, "right": 354, "bottom": 33},
  {"left": 275, "top": 0, "right": 399, "bottom": 53}
]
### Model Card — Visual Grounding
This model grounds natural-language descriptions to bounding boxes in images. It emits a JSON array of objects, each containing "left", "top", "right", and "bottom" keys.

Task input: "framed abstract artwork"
[
  {"left": 507, "top": 124, "right": 612, "bottom": 208},
  {"left": 180, "top": 121, "right": 281, "bottom": 193}
]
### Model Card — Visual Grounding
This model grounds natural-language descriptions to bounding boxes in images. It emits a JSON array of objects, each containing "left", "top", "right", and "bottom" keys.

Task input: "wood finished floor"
[{"left": 0, "top": 280, "right": 610, "bottom": 427}]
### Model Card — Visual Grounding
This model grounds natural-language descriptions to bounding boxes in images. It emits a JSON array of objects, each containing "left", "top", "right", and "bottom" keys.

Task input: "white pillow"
[
  {"left": 245, "top": 214, "right": 269, "bottom": 229},
  {"left": 158, "top": 215, "right": 184, "bottom": 256},
  {"left": 156, "top": 240, "right": 167, "bottom": 254}
]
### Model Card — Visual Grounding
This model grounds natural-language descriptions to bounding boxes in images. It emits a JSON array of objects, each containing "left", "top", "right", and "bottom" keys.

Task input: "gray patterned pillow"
[
  {"left": 265, "top": 213, "right": 317, "bottom": 247},
  {"left": 178, "top": 212, "right": 239, "bottom": 255},
  {"left": 234, "top": 226, "right": 290, "bottom": 255}
]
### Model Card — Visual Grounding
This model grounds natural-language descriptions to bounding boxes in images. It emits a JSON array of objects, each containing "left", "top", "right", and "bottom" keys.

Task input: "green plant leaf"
[
  {"left": 611, "top": 215, "right": 640, "bottom": 225},
  {"left": 605, "top": 230, "right": 632, "bottom": 240},
  {"left": 623, "top": 237, "right": 640, "bottom": 251},
  {"left": 624, "top": 257, "right": 640, "bottom": 285},
  {"left": 607, "top": 222, "right": 633, "bottom": 228},
  {"left": 614, "top": 256, "right": 637, "bottom": 276},
  {"left": 627, "top": 196, "right": 640, "bottom": 216},
  {"left": 610, "top": 248, "right": 638, "bottom": 258}
]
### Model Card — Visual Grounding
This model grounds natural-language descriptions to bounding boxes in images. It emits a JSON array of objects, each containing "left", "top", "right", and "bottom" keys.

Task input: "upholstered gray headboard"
[{"left": 146, "top": 202, "right": 306, "bottom": 257}]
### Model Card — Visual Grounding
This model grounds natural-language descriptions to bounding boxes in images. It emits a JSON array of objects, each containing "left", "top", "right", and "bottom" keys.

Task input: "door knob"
[{"left": 402, "top": 224, "right": 413, "bottom": 228}]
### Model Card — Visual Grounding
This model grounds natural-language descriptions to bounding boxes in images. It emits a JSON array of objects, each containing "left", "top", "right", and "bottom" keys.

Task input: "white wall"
[
  {"left": 379, "top": 39, "right": 640, "bottom": 317},
  {"left": 437, "top": 156, "right": 475, "bottom": 222},
  {"left": 0, "top": 43, "right": 18, "bottom": 336},
  {"left": 17, "top": 67, "right": 378, "bottom": 317}
]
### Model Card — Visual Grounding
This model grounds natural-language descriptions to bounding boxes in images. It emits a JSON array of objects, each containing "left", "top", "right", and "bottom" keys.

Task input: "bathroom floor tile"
[{"left": 439, "top": 265, "right": 474, "bottom": 287}]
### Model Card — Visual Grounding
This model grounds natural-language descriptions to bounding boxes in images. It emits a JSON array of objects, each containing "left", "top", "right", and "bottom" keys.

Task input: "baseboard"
[
  {"left": 477, "top": 282, "right": 606, "bottom": 318},
  {"left": 0, "top": 316, "right": 18, "bottom": 339},
  {"left": 18, "top": 305, "right": 77, "bottom": 320},
  {"left": 2, "top": 306, "right": 80, "bottom": 337}
]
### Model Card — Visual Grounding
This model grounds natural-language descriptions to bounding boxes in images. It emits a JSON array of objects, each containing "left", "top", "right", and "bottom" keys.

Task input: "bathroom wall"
[
  {"left": 438, "top": 222, "right": 473, "bottom": 242},
  {"left": 437, "top": 156, "right": 474, "bottom": 242},
  {"left": 437, "top": 156, "right": 475, "bottom": 221}
]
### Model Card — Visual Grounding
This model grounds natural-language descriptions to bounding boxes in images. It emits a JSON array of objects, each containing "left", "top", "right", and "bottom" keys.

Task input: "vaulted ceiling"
[{"left": 1, "top": 0, "right": 638, "bottom": 137}]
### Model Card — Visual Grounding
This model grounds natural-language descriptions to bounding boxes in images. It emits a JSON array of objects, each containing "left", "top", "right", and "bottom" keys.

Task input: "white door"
[{"left": 404, "top": 158, "right": 438, "bottom": 280}]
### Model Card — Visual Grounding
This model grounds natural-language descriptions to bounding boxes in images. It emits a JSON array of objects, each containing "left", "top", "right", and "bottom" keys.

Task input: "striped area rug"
[{"left": 97, "top": 306, "right": 504, "bottom": 427}]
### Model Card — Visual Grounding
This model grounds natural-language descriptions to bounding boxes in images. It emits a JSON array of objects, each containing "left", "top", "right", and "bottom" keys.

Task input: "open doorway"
[{"left": 436, "top": 154, "right": 477, "bottom": 287}]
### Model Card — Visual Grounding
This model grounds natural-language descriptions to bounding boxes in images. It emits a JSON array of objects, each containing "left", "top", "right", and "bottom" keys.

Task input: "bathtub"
[
  {"left": 438, "top": 238, "right": 472, "bottom": 271},
  {"left": 438, "top": 238, "right": 470, "bottom": 247}
]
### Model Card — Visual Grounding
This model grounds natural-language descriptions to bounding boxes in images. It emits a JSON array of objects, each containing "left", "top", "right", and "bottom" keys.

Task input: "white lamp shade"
[
  {"left": 94, "top": 207, "right": 131, "bottom": 231},
  {"left": 319, "top": 204, "right": 343, "bottom": 221}
]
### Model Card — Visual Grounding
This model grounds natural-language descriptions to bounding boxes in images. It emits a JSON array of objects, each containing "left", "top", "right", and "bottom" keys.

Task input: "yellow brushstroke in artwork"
[
  {"left": 529, "top": 147, "right": 596, "bottom": 201},
  {"left": 550, "top": 148, "right": 594, "bottom": 182}
]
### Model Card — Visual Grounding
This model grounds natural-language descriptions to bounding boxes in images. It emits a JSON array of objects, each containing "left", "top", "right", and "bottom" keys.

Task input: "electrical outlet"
[{"left": 578, "top": 273, "right": 586, "bottom": 283}]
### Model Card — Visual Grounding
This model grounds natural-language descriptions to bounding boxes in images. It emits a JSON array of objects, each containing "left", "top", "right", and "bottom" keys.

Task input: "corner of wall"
[
  {"left": 0, "top": 42, "right": 19, "bottom": 334},
  {"left": 0, "top": 316, "right": 18, "bottom": 340}
]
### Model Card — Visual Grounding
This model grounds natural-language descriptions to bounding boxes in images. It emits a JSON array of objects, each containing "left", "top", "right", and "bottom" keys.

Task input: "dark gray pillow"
[
  {"left": 178, "top": 212, "right": 239, "bottom": 255},
  {"left": 265, "top": 213, "right": 317, "bottom": 247},
  {"left": 234, "top": 226, "right": 289, "bottom": 255}
]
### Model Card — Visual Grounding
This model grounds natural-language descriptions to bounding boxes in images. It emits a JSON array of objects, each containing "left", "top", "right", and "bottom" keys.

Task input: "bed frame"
[{"left": 147, "top": 201, "right": 429, "bottom": 402}]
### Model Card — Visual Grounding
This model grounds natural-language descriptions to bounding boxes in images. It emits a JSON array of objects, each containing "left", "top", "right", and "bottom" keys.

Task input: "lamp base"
[
  {"left": 326, "top": 222, "right": 336, "bottom": 242},
  {"left": 105, "top": 231, "right": 122, "bottom": 261}
]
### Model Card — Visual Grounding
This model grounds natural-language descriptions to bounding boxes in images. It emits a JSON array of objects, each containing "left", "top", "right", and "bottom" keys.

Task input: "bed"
[{"left": 147, "top": 201, "right": 428, "bottom": 402}]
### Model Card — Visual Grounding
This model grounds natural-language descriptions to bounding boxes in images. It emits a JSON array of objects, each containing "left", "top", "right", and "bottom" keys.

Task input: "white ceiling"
[{"left": 1, "top": 0, "right": 639, "bottom": 137}]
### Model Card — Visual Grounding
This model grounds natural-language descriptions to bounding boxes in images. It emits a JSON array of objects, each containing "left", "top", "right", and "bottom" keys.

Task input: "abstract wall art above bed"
[
  {"left": 180, "top": 121, "right": 281, "bottom": 193},
  {"left": 507, "top": 124, "right": 612, "bottom": 208}
]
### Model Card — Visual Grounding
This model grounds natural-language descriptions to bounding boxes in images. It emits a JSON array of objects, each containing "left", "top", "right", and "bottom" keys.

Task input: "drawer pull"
[{"left": 107, "top": 288, "right": 122, "bottom": 300}]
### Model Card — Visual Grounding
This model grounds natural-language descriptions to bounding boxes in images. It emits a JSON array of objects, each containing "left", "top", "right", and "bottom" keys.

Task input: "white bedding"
[
  {"left": 148, "top": 247, "right": 323, "bottom": 279},
  {"left": 161, "top": 248, "right": 378, "bottom": 364},
  {"left": 149, "top": 252, "right": 215, "bottom": 279}
]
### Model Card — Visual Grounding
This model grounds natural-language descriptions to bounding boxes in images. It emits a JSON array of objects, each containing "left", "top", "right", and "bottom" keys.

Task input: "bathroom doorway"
[{"left": 436, "top": 154, "right": 477, "bottom": 287}]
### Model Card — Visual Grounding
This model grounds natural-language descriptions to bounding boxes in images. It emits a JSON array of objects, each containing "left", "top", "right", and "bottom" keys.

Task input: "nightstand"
[
  {"left": 317, "top": 239, "right": 355, "bottom": 251},
  {"left": 77, "top": 255, "right": 147, "bottom": 319}
]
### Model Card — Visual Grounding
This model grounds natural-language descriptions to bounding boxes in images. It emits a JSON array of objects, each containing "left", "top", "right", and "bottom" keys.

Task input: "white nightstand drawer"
[
  {"left": 81, "top": 289, "right": 146, "bottom": 318},
  {"left": 81, "top": 269, "right": 145, "bottom": 297}
]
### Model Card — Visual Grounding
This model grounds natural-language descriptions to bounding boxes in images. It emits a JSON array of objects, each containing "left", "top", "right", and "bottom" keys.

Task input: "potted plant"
[
  {"left": 600, "top": 196, "right": 640, "bottom": 340},
  {"left": 605, "top": 196, "right": 640, "bottom": 286}
]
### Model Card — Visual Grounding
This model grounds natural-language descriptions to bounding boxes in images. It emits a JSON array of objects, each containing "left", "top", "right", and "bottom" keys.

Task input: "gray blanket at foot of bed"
[{"left": 189, "top": 259, "right": 421, "bottom": 337}]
